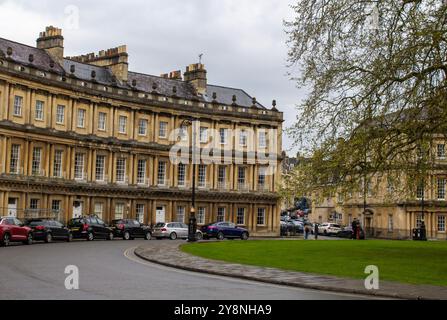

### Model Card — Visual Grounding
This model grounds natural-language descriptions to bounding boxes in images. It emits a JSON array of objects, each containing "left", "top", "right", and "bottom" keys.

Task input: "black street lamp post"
[{"left": 180, "top": 118, "right": 198, "bottom": 242}]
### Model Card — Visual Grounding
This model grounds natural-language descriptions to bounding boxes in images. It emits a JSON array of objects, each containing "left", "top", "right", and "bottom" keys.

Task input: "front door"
[
  {"left": 73, "top": 201, "right": 83, "bottom": 218},
  {"left": 365, "top": 216, "right": 373, "bottom": 237},
  {"left": 7, "top": 198, "right": 18, "bottom": 217},
  {"left": 156, "top": 206, "right": 166, "bottom": 223}
]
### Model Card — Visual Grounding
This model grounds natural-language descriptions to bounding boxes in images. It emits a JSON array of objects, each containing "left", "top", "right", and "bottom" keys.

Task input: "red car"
[{"left": 0, "top": 217, "right": 33, "bottom": 247}]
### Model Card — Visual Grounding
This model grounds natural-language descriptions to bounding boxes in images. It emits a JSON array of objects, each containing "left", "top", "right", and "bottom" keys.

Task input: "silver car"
[{"left": 152, "top": 222, "right": 203, "bottom": 240}]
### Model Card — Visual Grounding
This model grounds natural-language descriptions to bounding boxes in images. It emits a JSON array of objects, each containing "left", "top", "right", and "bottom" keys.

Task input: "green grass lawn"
[{"left": 181, "top": 240, "right": 447, "bottom": 286}]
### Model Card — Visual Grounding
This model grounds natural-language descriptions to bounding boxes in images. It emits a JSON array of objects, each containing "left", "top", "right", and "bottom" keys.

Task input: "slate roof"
[
  {"left": 0, "top": 37, "right": 267, "bottom": 108},
  {"left": 0, "top": 37, "right": 65, "bottom": 74}
]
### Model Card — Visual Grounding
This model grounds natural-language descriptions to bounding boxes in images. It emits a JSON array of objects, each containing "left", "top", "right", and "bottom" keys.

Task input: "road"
[{"left": 0, "top": 239, "right": 371, "bottom": 300}]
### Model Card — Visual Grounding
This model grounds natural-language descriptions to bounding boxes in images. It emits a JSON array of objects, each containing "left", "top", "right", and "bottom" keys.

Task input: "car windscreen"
[
  {"left": 68, "top": 219, "right": 83, "bottom": 226},
  {"left": 28, "top": 221, "right": 47, "bottom": 227}
]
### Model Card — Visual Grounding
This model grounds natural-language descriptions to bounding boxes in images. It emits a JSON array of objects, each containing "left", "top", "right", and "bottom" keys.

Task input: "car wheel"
[
  {"left": 195, "top": 232, "right": 203, "bottom": 240},
  {"left": 24, "top": 233, "right": 33, "bottom": 245},
  {"left": 1, "top": 233, "right": 10, "bottom": 247},
  {"left": 45, "top": 232, "right": 53, "bottom": 243},
  {"left": 217, "top": 232, "right": 224, "bottom": 240},
  {"left": 67, "top": 233, "right": 73, "bottom": 242},
  {"left": 107, "top": 232, "right": 114, "bottom": 241},
  {"left": 170, "top": 232, "right": 177, "bottom": 240},
  {"left": 323, "top": 230, "right": 328, "bottom": 236},
  {"left": 123, "top": 231, "right": 131, "bottom": 240},
  {"left": 241, "top": 232, "right": 249, "bottom": 240},
  {"left": 144, "top": 232, "right": 152, "bottom": 240},
  {"left": 87, "top": 232, "right": 94, "bottom": 241}
]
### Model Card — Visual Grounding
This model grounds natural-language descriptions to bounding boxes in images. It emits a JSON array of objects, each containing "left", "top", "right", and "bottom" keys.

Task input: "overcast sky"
[{"left": 0, "top": 0, "right": 305, "bottom": 156}]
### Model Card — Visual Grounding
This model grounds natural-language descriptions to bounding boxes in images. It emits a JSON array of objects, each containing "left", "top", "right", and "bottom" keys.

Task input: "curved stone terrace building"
[{"left": 0, "top": 26, "right": 283, "bottom": 236}]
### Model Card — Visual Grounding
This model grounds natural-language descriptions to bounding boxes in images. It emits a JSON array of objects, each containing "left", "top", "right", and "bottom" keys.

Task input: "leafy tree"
[{"left": 284, "top": 0, "right": 447, "bottom": 197}]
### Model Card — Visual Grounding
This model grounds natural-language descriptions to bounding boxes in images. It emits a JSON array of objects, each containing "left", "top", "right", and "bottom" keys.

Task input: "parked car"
[
  {"left": 0, "top": 217, "right": 33, "bottom": 246},
  {"left": 25, "top": 219, "right": 72, "bottom": 243},
  {"left": 337, "top": 226, "right": 365, "bottom": 239},
  {"left": 280, "top": 216, "right": 300, "bottom": 235},
  {"left": 68, "top": 216, "right": 114, "bottom": 241},
  {"left": 111, "top": 219, "right": 152, "bottom": 240},
  {"left": 318, "top": 223, "right": 342, "bottom": 236},
  {"left": 201, "top": 222, "right": 249, "bottom": 240},
  {"left": 152, "top": 222, "right": 203, "bottom": 240}
]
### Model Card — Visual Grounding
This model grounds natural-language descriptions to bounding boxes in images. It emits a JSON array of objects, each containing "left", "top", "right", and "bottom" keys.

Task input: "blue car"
[{"left": 201, "top": 222, "right": 249, "bottom": 240}]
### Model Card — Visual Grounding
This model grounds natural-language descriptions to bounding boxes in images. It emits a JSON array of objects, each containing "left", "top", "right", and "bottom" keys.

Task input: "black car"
[
  {"left": 110, "top": 219, "right": 152, "bottom": 240},
  {"left": 25, "top": 219, "right": 72, "bottom": 243},
  {"left": 68, "top": 216, "right": 114, "bottom": 241},
  {"left": 337, "top": 226, "right": 365, "bottom": 239}
]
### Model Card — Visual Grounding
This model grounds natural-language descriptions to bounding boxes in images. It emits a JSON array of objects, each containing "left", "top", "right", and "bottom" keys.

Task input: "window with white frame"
[
  {"left": 219, "top": 128, "right": 228, "bottom": 144},
  {"left": 116, "top": 158, "right": 126, "bottom": 183},
  {"left": 237, "top": 208, "right": 245, "bottom": 225},
  {"left": 94, "top": 203, "right": 103, "bottom": 219},
  {"left": 158, "top": 161, "right": 166, "bottom": 185},
  {"left": 31, "top": 147, "right": 42, "bottom": 175},
  {"left": 388, "top": 214, "right": 393, "bottom": 232},
  {"left": 258, "top": 131, "right": 267, "bottom": 148},
  {"left": 438, "top": 215, "right": 446, "bottom": 232},
  {"left": 178, "top": 163, "right": 186, "bottom": 186},
  {"left": 197, "top": 207, "right": 205, "bottom": 225},
  {"left": 416, "top": 214, "right": 423, "bottom": 228},
  {"left": 176, "top": 206, "right": 185, "bottom": 223},
  {"left": 437, "top": 144, "right": 446, "bottom": 159},
  {"left": 217, "top": 207, "right": 225, "bottom": 222},
  {"left": 98, "top": 112, "right": 107, "bottom": 131},
  {"left": 35, "top": 100, "right": 44, "bottom": 120},
  {"left": 218, "top": 166, "right": 226, "bottom": 184},
  {"left": 13, "top": 96, "right": 23, "bottom": 116},
  {"left": 159, "top": 121, "right": 168, "bottom": 138},
  {"left": 53, "top": 150, "right": 63, "bottom": 177},
  {"left": 77, "top": 109, "right": 86, "bottom": 128},
  {"left": 199, "top": 127, "right": 208, "bottom": 143},
  {"left": 239, "top": 130, "right": 248, "bottom": 146},
  {"left": 115, "top": 203, "right": 124, "bottom": 220},
  {"left": 136, "top": 204, "right": 145, "bottom": 223},
  {"left": 95, "top": 155, "right": 105, "bottom": 181},
  {"left": 416, "top": 182, "right": 425, "bottom": 199},
  {"left": 118, "top": 116, "right": 127, "bottom": 134},
  {"left": 138, "top": 119, "right": 148, "bottom": 136},
  {"left": 74, "top": 153, "right": 85, "bottom": 180},
  {"left": 56, "top": 105, "right": 65, "bottom": 124},
  {"left": 238, "top": 167, "right": 246, "bottom": 185},
  {"left": 30, "top": 199, "right": 39, "bottom": 210},
  {"left": 52, "top": 200, "right": 61, "bottom": 214},
  {"left": 9, "top": 144, "right": 20, "bottom": 174},
  {"left": 198, "top": 165, "right": 207, "bottom": 187},
  {"left": 137, "top": 159, "right": 146, "bottom": 184},
  {"left": 257, "top": 208, "right": 266, "bottom": 226},
  {"left": 438, "top": 178, "right": 446, "bottom": 200}
]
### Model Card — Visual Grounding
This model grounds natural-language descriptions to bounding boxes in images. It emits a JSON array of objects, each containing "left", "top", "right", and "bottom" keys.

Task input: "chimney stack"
[
  {"left": 36, "top": 26, "right": 64, "bottom": 65},
  {"left": 184, "top": 63, "right": 207, "bottom": 96},
  {"left": 160, "top": 70, "right": 182, "bottom": 80},
  {"left": 67, "top": 45, "right": 129, "bottom": 83}
]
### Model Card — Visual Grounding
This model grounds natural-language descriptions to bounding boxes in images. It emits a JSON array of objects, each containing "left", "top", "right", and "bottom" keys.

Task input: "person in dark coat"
[{"left": 351, "top": 219, "right": 358, "bottom": 240}]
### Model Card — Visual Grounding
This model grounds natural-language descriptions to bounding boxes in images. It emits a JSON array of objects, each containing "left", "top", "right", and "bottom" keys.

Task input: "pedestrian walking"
[
  {"left": 304, "top": 223, "right": 309, "bottom": 240},
  {"left": 314, "top": 223, "right": 318, "bottom": 240}
]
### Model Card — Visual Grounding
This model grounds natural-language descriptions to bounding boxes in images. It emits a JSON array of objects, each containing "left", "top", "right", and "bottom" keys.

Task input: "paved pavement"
[
  {"left": 0, "top": 239, "right": 370, "bottom": 300},
  {"left": 135, "top": 240, "right": 447, "bottom": 300}
]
